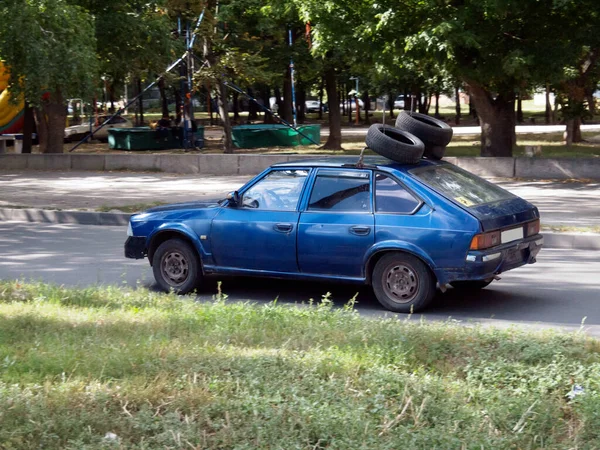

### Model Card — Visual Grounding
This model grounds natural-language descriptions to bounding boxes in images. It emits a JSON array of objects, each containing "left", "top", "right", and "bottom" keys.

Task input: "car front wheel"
[
  {"left": 152, "top": 238, "right": 202, "bottom": 294},
  {"left": 372, "top": 252, "right": 436, "bottom": 313}
]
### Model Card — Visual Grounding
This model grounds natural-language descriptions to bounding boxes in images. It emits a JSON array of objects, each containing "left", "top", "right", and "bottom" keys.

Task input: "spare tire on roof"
[
  {"left": 395, "top": 111, "right": 452, "bottom": 159},
  {"left": 365, "top": 124, "right": 424, "bottom": 164}
]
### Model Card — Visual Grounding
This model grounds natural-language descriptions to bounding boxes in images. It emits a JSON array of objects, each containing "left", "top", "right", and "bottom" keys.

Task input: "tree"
[{"left": 0, "top": 0, "right": 98, "bottom": 153}]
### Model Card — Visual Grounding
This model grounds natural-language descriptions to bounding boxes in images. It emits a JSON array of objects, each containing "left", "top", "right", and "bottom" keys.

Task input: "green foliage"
[
  {"left": 0, "top": 280, "right": 599, "bottom": 448},
  {"left": 0, "top": 0, "right": 98, "bottom": 105}
]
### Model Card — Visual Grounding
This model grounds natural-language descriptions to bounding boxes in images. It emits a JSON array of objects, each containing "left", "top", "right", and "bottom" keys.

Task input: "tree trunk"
[
  {"left": 159, "top": 78, "right": 169, "bottom": 118},
  {"left": 434, "top": 92, "right": 440, "bottom": 118},
  {"left": 468, "top": 84, "right": 515, "bottom": 157},
  {"left": 232, "top": 91, "right": 240, "bottom": 122},
  {"left": 362, "top": 90, "right": 370, "bottom": 125},
  {"left": 137, "top": 78, "right": 144, "bottom": 125},
  {"left": 22, "top": 102, "right": 34, "bottom": 154},
  {"left": 387, "top": 92, "right": 395, "bottom": 120},
  {"left": 281, "top": 69, "right": 293, "bottom": 123},
  {"left": 322, "top": 66, "right": 342, "bottom": 150},
  {"left": 297, "top": 85, "right": 306, "bottom": 124},
  {"left": 587, "top": 91, "right": 596, "bottom": 116},
  {"left": 340, "top": 84, "right": 345, "bottom": 116},
  {"left": 404, "top": 88, "right": 411, "bottom": 111},
  {"left": 545, "top": 84, "right": 552, "bottom": 124},
  {"left": 173, "top": 88, "right": 182, "bottom": 123},
  {"left": 516, "top": 91, "right": 524, "bottom": 123},
  {"left": 318, "top": 77, "right": 325, "bottom": 120},
  {"left": 35, "top": 91, "right": 67, "bottom": 153},
  {"left": 455, "top": 85, "right": 461, "bottom": 125},
  {"left": 33, "top": 108, "right": 48, "bottom": 153},
  {"left": 217, "top": 80, "right": 233, "bottom": 153},
  {"left": 247, "top": 87, "right": 258, "bottom": 121},
  {"left": 347, "top": 83, "right": 352, "bottom": 124},
  {"left": 109, "top": 84, "right": 116, "bottom": 113}
]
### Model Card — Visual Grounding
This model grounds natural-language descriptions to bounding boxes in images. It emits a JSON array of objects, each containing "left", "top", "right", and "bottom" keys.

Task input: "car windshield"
[{"left": 409, "top": 164, "right": 514, "bottom": 207}]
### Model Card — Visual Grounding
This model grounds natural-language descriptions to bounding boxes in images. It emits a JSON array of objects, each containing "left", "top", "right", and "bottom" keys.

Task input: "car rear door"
[{"left": 297, "top": 168, "right": 374, "bottom": 278}]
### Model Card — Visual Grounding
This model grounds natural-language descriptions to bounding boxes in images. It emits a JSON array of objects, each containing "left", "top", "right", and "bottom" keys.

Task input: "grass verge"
[{"left": 0, "top": 281, "right": 599, "bottom": 448}]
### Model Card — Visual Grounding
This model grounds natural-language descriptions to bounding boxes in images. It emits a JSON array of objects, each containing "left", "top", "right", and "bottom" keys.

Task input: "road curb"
[
  {"left": 0, "top": 208, "right": 130, "bottom": 226},
  {"left": 2, "top": 207, "right": 599, "bottom": 251}
]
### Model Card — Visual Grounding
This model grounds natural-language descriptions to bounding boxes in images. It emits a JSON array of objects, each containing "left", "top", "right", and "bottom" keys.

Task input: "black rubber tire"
[
  {"left": 365, "top": 124, "right": 424, "bottom": 164},
  {"left": 450, "top": 279, "right": 493, "bottom": 291},
  {"left": 371, "top": 252, "right": 436, "bottom": 313},
  {"left": 395, "top": 111, "right": 453, "bottom": 148},
  {"left": 152, "top": 238, "right": 202, "bottom": 294},
  {"left": 424, "top": 145, "right": 446, "bottom": 160}
]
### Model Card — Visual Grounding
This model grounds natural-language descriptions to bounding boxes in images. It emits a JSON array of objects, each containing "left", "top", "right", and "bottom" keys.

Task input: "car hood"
[{"left": 145, "top": 199, "right": 222, "bottom": 213}]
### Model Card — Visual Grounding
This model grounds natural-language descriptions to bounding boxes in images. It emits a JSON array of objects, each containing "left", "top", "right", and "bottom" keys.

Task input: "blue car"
[{"left": 124, "top": 156, "right": 543, "bottom": 313}]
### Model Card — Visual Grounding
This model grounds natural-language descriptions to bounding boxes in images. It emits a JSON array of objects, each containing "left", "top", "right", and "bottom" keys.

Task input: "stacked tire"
[
  {"left": 395, "top": 111, "right": 453, "bottom": 160},
  {"left": 365, "top": 111, "right": 453, "bottom": 164}
]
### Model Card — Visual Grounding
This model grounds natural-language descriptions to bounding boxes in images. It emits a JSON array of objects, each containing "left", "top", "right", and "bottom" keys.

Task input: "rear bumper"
[
  {"left": 124, "top": 236, "right": 147, "bottom": 259},
  {"left": 445, "top": 234, "right": 543, "bottom": 283}
]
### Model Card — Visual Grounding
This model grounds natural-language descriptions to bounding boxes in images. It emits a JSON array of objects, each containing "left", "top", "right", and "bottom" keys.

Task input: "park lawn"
[{"left": 0, "top": 281, "right": 599, "bottom": 449}]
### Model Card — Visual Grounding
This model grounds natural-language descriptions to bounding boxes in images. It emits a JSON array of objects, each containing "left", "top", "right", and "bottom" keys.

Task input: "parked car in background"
[
  {"left": 305, "top": 100, "right": 327, "bottom": 114},
  {"left": 340, "top": 98, "right": 365, "bottom": 110},
  {"left": 125, "top": 156, "right": 542, "bottom": 314},
  {"left": 64, "top": 116, "right": 132, "bottom": 142},
  {"left": 394, "top": 95, "right": 405, "bottom": 109}
]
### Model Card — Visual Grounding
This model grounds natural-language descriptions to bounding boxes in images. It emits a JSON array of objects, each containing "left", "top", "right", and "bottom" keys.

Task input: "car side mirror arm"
[{"left": 227, "top": 191, "right": 241, "bottom": 207}]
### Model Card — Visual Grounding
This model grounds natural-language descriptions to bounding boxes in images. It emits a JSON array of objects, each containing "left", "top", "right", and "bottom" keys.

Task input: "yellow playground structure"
[{"left": 0, "top": 61, "right": 25, "bottom": 134}]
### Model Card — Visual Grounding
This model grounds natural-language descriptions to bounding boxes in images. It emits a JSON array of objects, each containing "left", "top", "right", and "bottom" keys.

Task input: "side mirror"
[{"left": 227, "top": 191, "right": 241, "bottom": 207}]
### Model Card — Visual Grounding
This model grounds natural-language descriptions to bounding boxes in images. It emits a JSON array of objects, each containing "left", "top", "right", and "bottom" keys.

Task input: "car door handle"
[
  {"left": 274, "top": 223, "right": 293, "bottom": 233},
  {"left": 349, "top": 226, "right": 371, "bottom": 236}
]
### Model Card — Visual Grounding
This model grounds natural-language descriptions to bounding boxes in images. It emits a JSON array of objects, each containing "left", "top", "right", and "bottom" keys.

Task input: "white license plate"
[{"left": 501, "top": 227, "right": 524, "bottom": 244}]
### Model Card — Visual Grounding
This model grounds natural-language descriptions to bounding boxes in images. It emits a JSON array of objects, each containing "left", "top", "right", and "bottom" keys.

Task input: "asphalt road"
[{"left": 1, "top": 221, "right": 599, "bottom": 335}]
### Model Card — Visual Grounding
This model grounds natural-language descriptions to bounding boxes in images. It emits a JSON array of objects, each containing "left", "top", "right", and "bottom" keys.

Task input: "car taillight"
[
  {"left": 470, "top": 231, "right": 501, "bottom": 250},
  {"left": 526, "top": 219, "right": 540, "bottom": 237}
]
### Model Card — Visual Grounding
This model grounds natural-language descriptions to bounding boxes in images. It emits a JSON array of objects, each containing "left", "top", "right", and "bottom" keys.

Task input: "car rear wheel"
[
  {"left": 372, "top": 252, "right": 436, "bottom": 313},
  {"left": 450, "top": 279, "right": 493, "bottom": 291},
  {"left": 152, "top": 238, "right": 202, "bottom": 294}
]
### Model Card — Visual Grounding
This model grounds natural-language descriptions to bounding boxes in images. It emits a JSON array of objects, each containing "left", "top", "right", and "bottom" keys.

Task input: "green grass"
[{"left": 1, "top": 281, "right": 600, "bottom": 449}]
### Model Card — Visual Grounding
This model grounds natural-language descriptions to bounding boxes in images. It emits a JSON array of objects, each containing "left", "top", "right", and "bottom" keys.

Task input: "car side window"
[
  {"left": 308, "top": 171, "right": 371, "bottom": 212},
  {"left": 241, "top": 170, "right": 308, "bottom": 211},
  {"left": 375, "top": 173, "right": 420, "bottom": 214}
]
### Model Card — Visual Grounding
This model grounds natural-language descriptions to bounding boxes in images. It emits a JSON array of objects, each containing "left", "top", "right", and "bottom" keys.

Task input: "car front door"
[
  {"left": 297, "top": 169, "right": 374, "bottom": 278},
  {"left": 210, "top": 169, "right": 309, "bottom": 273}
]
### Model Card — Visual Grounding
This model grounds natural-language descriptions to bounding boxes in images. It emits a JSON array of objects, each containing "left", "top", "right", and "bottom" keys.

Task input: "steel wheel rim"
[
  {"left": 382, "top": 263, "right": 419, "bottom": 303},
  {"left": 161, "top": 251, "right": 189, "bottom": 287}
]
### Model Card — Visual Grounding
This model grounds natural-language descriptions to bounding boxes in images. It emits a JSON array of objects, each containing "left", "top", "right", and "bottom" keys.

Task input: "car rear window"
[{"left": 409, "top": 164, "right": 514, "bottom": 207}]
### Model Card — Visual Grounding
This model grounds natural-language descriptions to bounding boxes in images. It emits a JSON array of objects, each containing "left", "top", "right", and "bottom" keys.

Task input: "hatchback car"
[{"left": 125, "top": 157, "right": 543, "bottom": 313}]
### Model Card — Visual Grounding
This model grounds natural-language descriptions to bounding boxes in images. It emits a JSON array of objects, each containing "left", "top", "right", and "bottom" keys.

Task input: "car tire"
[
  {"left": 372, "top": 252, "right": 436, "bottom": 313},
  {"left": 365, "top": 124, "right": 424, "bottom": 164},
  {"left": 450, "top": 279, "right": 493, "bottom": 291},
  {"left": 424, "top": 145, "right": 446, "bottom": 160},
  {"left": 152, "top": 238, "right": 202, "bottom": 294},
  {"left": 394, "top": 111, "right": 453, "bottom": 149}
]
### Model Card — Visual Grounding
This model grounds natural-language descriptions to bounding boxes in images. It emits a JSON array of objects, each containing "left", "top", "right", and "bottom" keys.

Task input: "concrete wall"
[{"left": 1, "top": 154, "right": 600, "bottom": 179}]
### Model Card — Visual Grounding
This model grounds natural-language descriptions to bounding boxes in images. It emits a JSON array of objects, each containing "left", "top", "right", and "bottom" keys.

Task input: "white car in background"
[
  {"left": 64, "top": 116, "right": 132, "bottom": 142},
  {"left": 394, "top": 95, "right": 405, "bottom": 109}
]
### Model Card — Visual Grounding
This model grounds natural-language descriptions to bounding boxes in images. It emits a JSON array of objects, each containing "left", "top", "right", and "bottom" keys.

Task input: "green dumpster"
[
  {"left": 108, "top": 127, "right": 204, "bottom": 150},
  {"left": 231, "top": 124, "right": 320, "bottom": 148}
]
